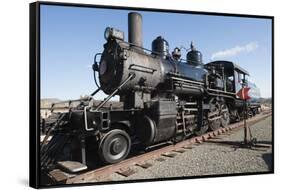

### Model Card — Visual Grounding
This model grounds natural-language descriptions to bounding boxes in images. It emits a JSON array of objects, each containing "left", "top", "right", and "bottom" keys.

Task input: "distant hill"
[
  {"left": 40, "top": 98, "right": 123, "bottom": 109},
  {"left": 258, "top": 97, "right": 272, "bottom": 104},
  {"left": 41, "top": 98, "right": 61, "bottom": 108}
]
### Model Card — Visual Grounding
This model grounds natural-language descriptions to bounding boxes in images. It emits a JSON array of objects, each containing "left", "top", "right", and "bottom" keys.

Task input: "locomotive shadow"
[
  {"left": 205, "top": 140, "right": 272, "bottom": 152},
  {"left": 261, "top": 153, "right": 273, "bottom": 171},
  {"left": 84, "top": 141, "right": 173, "bottom": 170}
]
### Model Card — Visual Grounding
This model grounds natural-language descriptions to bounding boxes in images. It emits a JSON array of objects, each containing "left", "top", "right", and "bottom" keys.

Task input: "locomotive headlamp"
[
  {"left": 104, "top": 27, "right": 124, "bottom": 41},
  {"left": 104, "top": 27, "right": 111, "bottom": 40}
]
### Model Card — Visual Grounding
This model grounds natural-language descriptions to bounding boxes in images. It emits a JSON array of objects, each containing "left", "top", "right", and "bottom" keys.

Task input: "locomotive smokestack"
[{"left": 128, "top": 12, "right": 143, "bottom": 50}]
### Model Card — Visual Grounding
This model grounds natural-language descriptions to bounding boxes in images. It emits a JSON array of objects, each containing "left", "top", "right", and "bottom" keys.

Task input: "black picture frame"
[{"left": 30, "top": 1, "right": 274, "bottom": 188}]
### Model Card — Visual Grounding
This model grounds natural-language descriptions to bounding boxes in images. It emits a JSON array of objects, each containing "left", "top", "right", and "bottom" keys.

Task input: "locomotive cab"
[
  {"left": 205, "top": 60, "right": 261, "bottom": 122},
  {"left": 205, "top": 60, "right": 250, "bottom": 94}
]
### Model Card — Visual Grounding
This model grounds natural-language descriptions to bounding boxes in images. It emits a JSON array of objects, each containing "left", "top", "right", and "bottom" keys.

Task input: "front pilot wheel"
[{"left": 98, "top": 129, "right": 131, "bottom": 164}]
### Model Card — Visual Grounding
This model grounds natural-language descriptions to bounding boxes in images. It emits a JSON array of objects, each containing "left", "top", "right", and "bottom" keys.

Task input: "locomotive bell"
[{"left": 186, "top": 42, "right": 203, "bottom": 66}]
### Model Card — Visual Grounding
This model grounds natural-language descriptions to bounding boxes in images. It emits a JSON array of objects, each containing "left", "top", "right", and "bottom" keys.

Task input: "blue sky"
[{"left": 40, "top": 5, "right": 272, "bottom": 100}]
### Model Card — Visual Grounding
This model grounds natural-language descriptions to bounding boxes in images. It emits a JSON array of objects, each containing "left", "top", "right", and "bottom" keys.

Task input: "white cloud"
[
  {"left": 211, "top": 42, "right": 259, "bottom": 60},
  {"left": 86, "top": 64, "right": 93, "bottom": 69}
]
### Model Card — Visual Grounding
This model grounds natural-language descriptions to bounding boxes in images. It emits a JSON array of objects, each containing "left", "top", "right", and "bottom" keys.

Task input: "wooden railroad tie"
[
  {"left": 173, "top": 149, "right": 186, "bottom": 153},
  {"left": 155, "top": 157, "right": 166, "bottom": 162},
  {"left": 116, "top": 167, "right": 136, "bottom": 177},
  {"left": 161, "top": 152, "right": 177, "bottom": 158},
  {"left": 195, "top": 138, "right": 203, "bottom": 144},
  {"left": 49, "top": 169, "right": 75, "bottom": 183},
  {"left": 136, "top": 162, "right": 153, "bottom": 169},
  {"left": 182, "top": 145, "right": 193, "bottom": 149}
]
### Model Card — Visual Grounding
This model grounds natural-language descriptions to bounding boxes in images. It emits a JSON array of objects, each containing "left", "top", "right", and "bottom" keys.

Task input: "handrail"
[
  {"left": 84, "top": 73, "right": 135, "bottom": 131},
  {"left": 94, "top": 73, "right": 135, "bottom": 111}
]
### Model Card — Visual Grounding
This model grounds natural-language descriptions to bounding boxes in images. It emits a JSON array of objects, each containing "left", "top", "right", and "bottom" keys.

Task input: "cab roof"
[{"left": 205, "top": 61, "right": 249, "bottom": 76}]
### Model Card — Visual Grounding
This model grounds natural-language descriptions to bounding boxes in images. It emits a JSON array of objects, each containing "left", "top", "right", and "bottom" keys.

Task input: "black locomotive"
[{"left": 41, "top": 12, "right": 261, "bottom": 171}]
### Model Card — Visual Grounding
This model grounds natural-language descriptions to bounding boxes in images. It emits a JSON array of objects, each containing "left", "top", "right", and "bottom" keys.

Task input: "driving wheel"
[
  {"left": 209, "top": 119, "right": 221, "bottom": 131},
  {"left": 220, "top": 104, "right": 230, "bottom": 127},
  {"left": 194, "top": 119, "right": 209, "bottom": 136}
]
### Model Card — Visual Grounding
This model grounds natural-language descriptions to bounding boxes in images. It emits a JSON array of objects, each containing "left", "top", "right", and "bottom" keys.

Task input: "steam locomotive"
[{"left": 41, "top": 12, "right": 261, "bottom": 171}]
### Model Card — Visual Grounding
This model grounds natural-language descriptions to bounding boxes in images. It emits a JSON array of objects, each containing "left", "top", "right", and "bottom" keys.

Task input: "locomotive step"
[{"left": 57, "top": 161, "right": 88, "bottom": 173}]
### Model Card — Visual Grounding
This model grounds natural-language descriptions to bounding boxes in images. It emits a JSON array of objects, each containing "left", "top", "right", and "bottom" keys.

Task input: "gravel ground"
[{"left": 108, "top": 115, "right": 272, "bottom": 181}]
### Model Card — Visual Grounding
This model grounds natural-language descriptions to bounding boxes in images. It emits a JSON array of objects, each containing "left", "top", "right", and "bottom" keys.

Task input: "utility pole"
[
  {"left": 236, "top": 80, "right": 251, "bottom": 145},
  {"left": 243, "top": 99, "right": 248, "bottom": 144}
]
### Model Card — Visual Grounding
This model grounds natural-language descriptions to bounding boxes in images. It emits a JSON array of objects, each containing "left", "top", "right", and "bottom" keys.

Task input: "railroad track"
[{"left": 47, "top": 111, "right": 272, "bottom": 184}]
